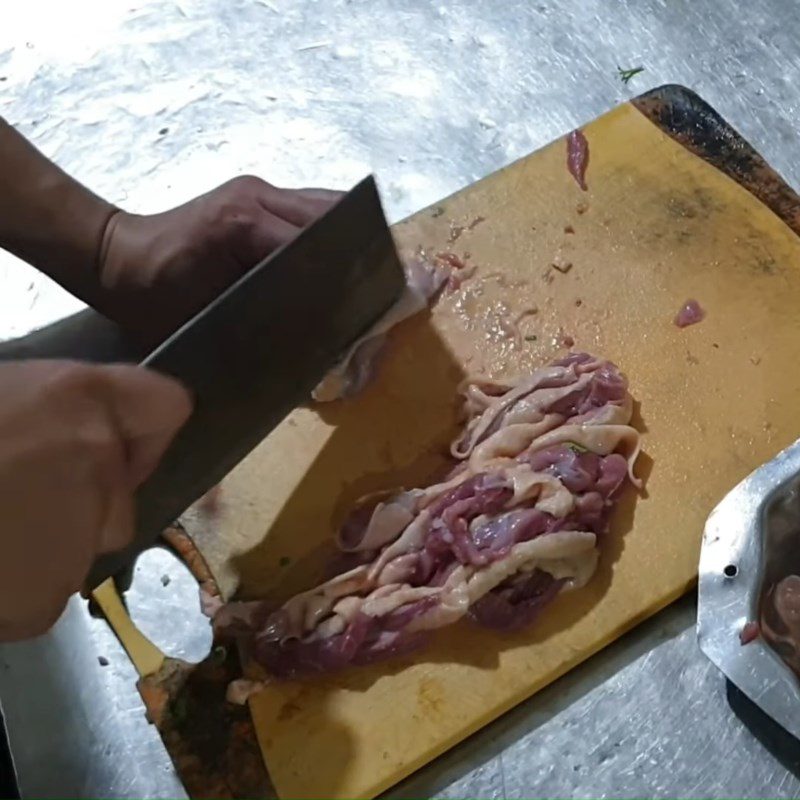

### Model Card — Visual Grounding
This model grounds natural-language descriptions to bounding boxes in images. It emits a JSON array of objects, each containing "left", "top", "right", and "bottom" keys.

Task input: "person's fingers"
[
  {"left": 235, "top": 207, "right": 301, "bottom": 266},
  {"left": 0, "top": 588, "right": 70, "bottom": 642},
  {"left": 253, "top": 182, "right": 341, "bottom": 228},
  {"left": 256, "top": 188, "right": 316, "bottom": 228},
  {"left": 295, "top": 187, "right": 345, "bottom": 207},
  {"left": 97, "top": 365, "right": 193, "bottom": 489},
  {"left": 208, "top": 177, "right": 345, "bottom": 271},
  {"left": 96, "top": 481, "right": 136, "bottom": 555},
  {"left": 24, "top": 360, "right": 131, "bottom": 559}
]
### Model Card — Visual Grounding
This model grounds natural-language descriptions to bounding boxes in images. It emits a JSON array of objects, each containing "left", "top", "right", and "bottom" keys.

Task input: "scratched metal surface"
[
  {"left": 2, "top": 0, "right": 800, "bottom": 796},
  {"left": 697, "top": 437, "right": 800, "bottom": 751}
]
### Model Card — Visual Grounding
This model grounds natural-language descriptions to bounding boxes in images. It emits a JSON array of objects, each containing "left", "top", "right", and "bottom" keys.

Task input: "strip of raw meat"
[
  {"left": 312, "top": 255, "right": 449, "bottom": 401},
  {"left": 566, "top": 129, "right": 589, "bottom": 191}
]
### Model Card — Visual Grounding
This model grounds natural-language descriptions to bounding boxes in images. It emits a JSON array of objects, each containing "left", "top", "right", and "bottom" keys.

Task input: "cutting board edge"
[
  {"left": 265, "top": 574, "right": 698, "bottom": 800},
  {"left": 632, "top": 83, "right": 800, "bottom": 238}
]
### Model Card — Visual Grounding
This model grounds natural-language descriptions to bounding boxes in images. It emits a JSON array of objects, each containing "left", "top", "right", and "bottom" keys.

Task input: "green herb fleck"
[
  {"left": 524, "top": 334, "right": 538, "bottom": 342},
  {"left": 279, "top": 556, "right": 291, "bottom": 567},
  {"left": 431, "top": 206, "right": 445, "bottom": 218},
  {"left": 212, "top": 645, "right": 227, "bottom": 663},
  {"left": 567, "top": 442, "right": 589, "bottom": 453},
  {"left": 617, "top": 65, "right": 644, "bottom": 84}
]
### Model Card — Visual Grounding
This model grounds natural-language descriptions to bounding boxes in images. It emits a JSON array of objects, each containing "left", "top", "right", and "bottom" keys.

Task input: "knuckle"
[
  {"left": 75, "top": 424, "right": 123, "bottom": 476},
  {"left": 227, "top": 174, "right": 268, "bottom": 195},
  {"left": 43, "top": 366, "right": 124, "bottom": 469},
  {"left": 44, "top": 362, "right": 97, "bottom": 399},
  {"left": 206, "top": 175, "right": 272, "bottom": 238},
  {"left": 215, "top": 202, "right": 256, "bottom": 237}
]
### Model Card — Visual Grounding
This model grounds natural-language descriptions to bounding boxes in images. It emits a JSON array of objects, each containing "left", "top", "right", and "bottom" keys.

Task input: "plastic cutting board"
[{"left": 176, "top": 86, "right": 800, "bottom": 798}]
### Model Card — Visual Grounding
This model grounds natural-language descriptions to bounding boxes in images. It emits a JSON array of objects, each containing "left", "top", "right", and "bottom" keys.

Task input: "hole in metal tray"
[{"left": 724, "top": 563, "right": 738, "bottom": 578}]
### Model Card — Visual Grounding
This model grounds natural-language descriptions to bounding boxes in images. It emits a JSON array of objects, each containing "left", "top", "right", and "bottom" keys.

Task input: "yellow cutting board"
[{"left": 180, "top": 98, "right": 800, "bottom": 799}]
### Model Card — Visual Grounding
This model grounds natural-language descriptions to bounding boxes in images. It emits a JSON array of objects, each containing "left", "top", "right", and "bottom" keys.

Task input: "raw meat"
[
  {"left": 739, "top": 620, "right": 760, "bottom": 645},
  {"left": 218, "top": 352, "right": 642, "bottom": 678},
  {"left": 312, "top": 254, "right": 449, "bottom": 401},
  {"left": 761, "top": 575, "right": 800, "bottom": 672},
  {"left": 566, "top": 129, "right": 589, "bottom": 191},
  {"left": 674, "top": 299, "right": 705, "bottom": 328}
]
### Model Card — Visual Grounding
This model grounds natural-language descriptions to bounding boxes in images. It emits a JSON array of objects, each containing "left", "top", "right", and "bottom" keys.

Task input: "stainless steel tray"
[{"left": 699, "top": 437, "right": 800, "bottom": 741}]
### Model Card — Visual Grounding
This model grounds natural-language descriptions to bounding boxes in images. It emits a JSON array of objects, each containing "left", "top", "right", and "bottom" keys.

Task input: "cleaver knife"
[{"left": 84, "top": 175, "right": 405, "bottom": 589}]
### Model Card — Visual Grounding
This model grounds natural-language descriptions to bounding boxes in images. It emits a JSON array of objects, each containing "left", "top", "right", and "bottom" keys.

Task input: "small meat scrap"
[
  {"left": 435, "top": 251, "right": 466, "bottom": 271},
  {"left": 740, "top": 620, "right": 760, "bottom": 645},
  {"left": 448, "top": 222, "right": 465, "bottom": 243},
  {"left": 199, "top": 587, "right": 224, "bottom": 618},
  {"left": 448, "top": 215, "right": 485, "bottom": 243},
  {"left": 435, "top": 251, "right": 477, "bottom": 293},
  {"left": 566, "top": 129, "right": 590, "bottom": 191},
  {"left": 552, "top": 258, "right": 573, "bottom": 275},
  {"left": 674, "top": 299, "right": 705, "bottom": 328},
  {"left": 226, "top": 678, "right": 268, "bottom": 706}
]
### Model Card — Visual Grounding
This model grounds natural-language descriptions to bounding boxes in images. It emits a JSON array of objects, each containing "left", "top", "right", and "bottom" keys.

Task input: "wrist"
[
  {"left": 0, "top": 118, "right": 119, "bottom": 308},
  {"left": 95, "top": 210, "right": 175, "bottom": 342},
  {"left": 34, "top": 168, "right": 120, "bottom": 305}
]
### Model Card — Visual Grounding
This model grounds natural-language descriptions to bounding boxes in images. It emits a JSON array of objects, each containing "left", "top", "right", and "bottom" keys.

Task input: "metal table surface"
[{"left": 1, "top": 0, "right": 800, "bottom": 796}]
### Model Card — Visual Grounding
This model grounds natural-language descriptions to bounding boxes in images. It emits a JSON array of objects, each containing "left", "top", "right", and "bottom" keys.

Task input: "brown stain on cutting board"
[
  {"left": 178, "top": 99, "right": 800, "bottom": 799},
  {"left": 416, "top": 676, "right": 445, "bottom": 717}
]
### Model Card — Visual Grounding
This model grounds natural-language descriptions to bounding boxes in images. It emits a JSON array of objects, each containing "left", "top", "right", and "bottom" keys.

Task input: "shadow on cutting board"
[
  {"left": 727, "top": 680, "right": 800, "bottom": 781},
  {"left": 223, "top": 296, "right": 649, "bottom": 797},
  {"left": 226, "top": 314, "right": 462, "bottom": 604}
]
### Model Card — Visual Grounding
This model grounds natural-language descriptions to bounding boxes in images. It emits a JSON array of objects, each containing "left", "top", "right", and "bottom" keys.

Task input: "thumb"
[{"left": 98, "top": 365, "right": 193, "bottom": 488}]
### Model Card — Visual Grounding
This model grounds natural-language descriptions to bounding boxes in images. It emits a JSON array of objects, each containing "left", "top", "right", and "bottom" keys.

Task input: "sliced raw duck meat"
[
  {"left": 760, "top": 575, "right": 800, "bottom": 673},
  {"left": 566, "top": 129, "right": 589, "bottom": 191},
  {"left": 312, "top": 255, "right": 449, "bottom": 401},
  {"left": 217, "top": 352, "right": 642, "bottom": 678},
  {"left": 674, "top": 299, "right": 705, "bottom": 328}
]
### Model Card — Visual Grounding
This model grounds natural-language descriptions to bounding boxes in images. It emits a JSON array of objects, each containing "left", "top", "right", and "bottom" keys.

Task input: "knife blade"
[{"left": 85, "top": 175, "right": 405, "bottom": 589}]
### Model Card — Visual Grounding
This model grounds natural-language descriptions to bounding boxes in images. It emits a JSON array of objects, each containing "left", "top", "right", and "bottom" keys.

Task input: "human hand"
[
  {"left": 0, "top": 361, "right": 191, "bottom": 641},
  {"left": 97, "top": 177, "right": 343, "bottom": 344}
]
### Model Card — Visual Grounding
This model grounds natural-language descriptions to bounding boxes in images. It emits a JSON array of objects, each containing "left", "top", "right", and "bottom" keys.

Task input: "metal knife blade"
[{"left": 85, "top": 175, "right": 405, "bottom": 589}]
